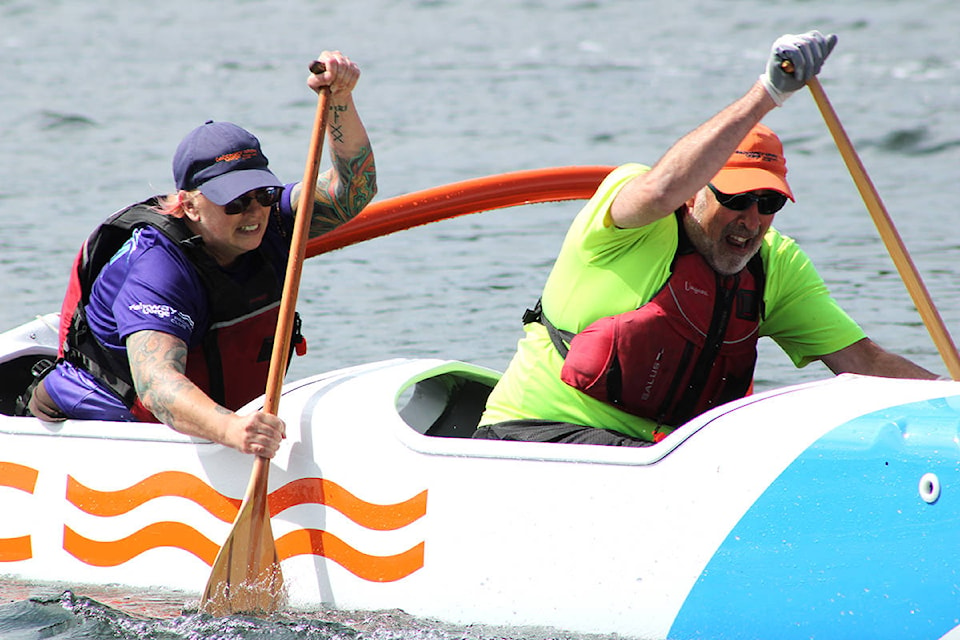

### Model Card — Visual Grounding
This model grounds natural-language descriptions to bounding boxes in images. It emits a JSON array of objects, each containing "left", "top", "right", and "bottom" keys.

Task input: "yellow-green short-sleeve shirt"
[{"left": 480, "top": 164, "right": 865, "bottom": 440}]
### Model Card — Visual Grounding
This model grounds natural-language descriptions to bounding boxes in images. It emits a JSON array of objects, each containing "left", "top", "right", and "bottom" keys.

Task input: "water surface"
[{"left": 2, "top": 0, "right": 959, "bottom": 636}]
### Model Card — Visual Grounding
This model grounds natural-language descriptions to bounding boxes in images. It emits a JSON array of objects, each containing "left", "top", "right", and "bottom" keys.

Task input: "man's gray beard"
[{"left": 682, "top": 215, "right": 756, "bottom": 276}]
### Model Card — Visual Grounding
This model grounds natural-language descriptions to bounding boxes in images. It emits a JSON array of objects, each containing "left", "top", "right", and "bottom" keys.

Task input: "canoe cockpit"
[{"left": 396, "top": 369, "right": 496, "bottom": 439}]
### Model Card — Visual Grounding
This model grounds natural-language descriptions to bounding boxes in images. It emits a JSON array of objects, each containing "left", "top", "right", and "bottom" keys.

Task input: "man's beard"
[{"left": 682, "top": 214, "right": 760, "bottom": 276}]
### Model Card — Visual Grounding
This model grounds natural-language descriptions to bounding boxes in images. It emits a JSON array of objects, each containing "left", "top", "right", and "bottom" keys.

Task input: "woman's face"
[{"left": 180, "top": 189, "right": 272, "bottom": 267}]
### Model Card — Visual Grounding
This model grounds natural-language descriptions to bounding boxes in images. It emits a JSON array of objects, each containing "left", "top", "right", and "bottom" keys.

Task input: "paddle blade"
[{"left": 199, "top": 488, "right": 285, "bottom": 616}]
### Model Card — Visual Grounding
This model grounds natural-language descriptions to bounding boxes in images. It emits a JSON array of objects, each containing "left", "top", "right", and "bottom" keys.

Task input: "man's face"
[{"left": 682, "top": 186, "right": 779, "bottom": 275}]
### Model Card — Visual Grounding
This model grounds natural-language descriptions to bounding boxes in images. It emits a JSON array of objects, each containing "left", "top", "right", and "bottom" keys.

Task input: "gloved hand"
[{"left": 759, "top": 30, "right": 838, "bottom": 106}]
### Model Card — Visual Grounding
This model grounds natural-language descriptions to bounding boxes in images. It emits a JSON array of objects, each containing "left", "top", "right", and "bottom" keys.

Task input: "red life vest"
[
  {"left": 537, "top": 219, "right": 764, "bottom": 428},
  {"left": 58, "top": 199, "right": 305, "bottom": 422}
]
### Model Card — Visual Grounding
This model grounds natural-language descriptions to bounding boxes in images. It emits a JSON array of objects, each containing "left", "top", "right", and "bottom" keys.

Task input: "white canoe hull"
[{"left": 2, "top": 314, "right": 960, "bottom": 639}]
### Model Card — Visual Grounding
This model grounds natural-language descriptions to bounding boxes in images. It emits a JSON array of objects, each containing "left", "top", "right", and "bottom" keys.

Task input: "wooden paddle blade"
[{"left": 199, "top": 465, "right": 285, "bottom": 616}]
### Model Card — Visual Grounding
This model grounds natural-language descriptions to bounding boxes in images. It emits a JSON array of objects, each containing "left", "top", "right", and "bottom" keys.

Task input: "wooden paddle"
[
  {"left": 199, "top": 61, "right": 332, "bottom": 616},
  {"left": 794, "top": 66, "right": 960, "bottom": 379}
]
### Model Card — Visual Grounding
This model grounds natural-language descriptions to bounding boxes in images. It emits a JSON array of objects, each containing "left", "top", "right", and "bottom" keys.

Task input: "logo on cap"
[
  {"left": 733, "top": 150, "right": 781, "bottom": 163},
  {"left": 216, "top": 149, "right": 260, "bottom": 164}
]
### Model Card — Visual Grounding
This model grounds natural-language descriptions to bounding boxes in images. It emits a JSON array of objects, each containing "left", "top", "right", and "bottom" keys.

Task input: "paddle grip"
[
  {"left": 309, "top": 61, "right": 327, "bottom": 74},
  {"left": 779, "top": 58, "right": 795, "bottom": 75}
]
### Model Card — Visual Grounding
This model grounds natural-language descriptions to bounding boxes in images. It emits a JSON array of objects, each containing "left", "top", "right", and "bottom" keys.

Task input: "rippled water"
[
  {"left": 2, "top": 0, "right": 960, "bottom": 637},
  {"left": 0, "top": 581, "right": 608, "bottom": 640}
]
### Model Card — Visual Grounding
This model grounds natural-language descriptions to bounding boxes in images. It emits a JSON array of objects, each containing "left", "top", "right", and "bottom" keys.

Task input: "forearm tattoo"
[
  {"left": 128, "top": 331, "right": 209, "bottom": 427},
  {"left": 305, "top": 105, "right": 377, "bottom": 238},
  {"left": 309, "top": 148, "right": 376, "bottom": 237},
  {"left": 329, "top": 104, "right": 347, "bottom": 144}
]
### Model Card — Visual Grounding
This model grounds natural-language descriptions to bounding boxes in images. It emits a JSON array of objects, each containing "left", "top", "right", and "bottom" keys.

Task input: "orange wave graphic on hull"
[
  {"left": 276, "top": 529, "right": 424, "bottom": 582},
  {"left": 270, "top": 478, "right": 427, "bottom": 530},
  {"left": 68, "top": 473, "right": 427, "bottom": 529},
  {"left": 0, "top": 536, "right": 31, "bottom": 562},
  {"left": 0, "top": 461, "right": 37, "bottom": 562},
  {"left": 63, "top": 523, "right": 424, "bottom": 580},
  {"left": 67, "top": 471, "right": 240, "bottom": 521},
  {"left": 61, "top": 472, "right": 427, "bottom": 580},
  {"left": 63, "top": 522, "right": 220, "bottom": 566},
  {"left": 0, "top": 461, "right": 38, "bottom": 493}
]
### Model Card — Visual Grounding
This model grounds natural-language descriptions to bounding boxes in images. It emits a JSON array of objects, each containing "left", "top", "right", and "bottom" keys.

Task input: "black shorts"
[{"left": 472, "top": 419, "right": 653, "bottom": 447}]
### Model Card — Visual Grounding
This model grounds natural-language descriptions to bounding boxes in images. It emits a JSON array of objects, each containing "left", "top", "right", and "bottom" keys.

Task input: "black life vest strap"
[
  {"left": 64, "top": 306, "right": 140, "bottom": 407},
  {"left": 668, "top": 271, "right": 740, "bottom": 425},
  {"left": 523, "top": 299, "right": 575, "bottom": 359}
]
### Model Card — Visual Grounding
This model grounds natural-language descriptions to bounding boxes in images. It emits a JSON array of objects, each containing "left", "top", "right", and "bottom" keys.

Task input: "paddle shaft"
[
  {"left": 266, "top": 63, "right": 330, "bottom": 414},
  {"left": 200, "top": 64, "right": 332, "bottom": 615},
  {"left": 230, "top": 61, "right": 333, "bottom": 492},
  {"left": 804, "top": 76, "right": 960, "bottom": 378},
  {"left": 248, "top": 75, "right": 332, "bottom": 560}
]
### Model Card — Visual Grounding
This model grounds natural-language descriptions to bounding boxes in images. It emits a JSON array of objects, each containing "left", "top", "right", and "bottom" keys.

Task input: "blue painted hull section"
[{"left": 671, "top": 396, "right": 960, "bottom": 639}]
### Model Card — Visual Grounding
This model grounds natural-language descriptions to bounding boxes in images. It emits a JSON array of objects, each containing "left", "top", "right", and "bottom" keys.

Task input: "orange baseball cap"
[{"left": 710, "top": 123, "right": 794, "bottom": 201}]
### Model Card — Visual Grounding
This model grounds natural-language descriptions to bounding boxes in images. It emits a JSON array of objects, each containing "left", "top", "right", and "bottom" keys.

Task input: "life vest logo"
[
  {"left": 684, "top": 280, "right": 709, "bottom": 296},
  {"left": 641, "top": 349, "right": 664, "bottom": 402}
]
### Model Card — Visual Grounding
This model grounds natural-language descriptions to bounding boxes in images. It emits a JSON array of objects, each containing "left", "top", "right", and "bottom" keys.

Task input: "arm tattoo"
[
  {"left": 308, "top": 145, "right": 377, "bottom": 238},
  {"left": 293, "top": 102, "right": 377, "bottom": 238},
  {"left": 329, "top": 104, "right": 348, "bottom": 143},
  {"left": 127, "top": 331, "right": 196, "bottom": 427}
]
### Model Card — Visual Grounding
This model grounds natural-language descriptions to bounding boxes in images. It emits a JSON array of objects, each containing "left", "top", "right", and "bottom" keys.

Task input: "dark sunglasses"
[
  {"left": 707, "top": 183, "right": 788, "bottom": 216},
  {"left": 223, "top": 186, "right": 284, "bottom": 215}
]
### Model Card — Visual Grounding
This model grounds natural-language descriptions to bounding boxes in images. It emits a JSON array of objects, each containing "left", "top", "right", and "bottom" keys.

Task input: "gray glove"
[{"left": 759, "top": 31, "right": 838, "bottom": 106}]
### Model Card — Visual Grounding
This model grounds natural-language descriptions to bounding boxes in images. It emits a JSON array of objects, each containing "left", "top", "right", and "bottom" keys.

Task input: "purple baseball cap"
[{"left": 172, "top": 121, "right": 283, "bottom": 205}]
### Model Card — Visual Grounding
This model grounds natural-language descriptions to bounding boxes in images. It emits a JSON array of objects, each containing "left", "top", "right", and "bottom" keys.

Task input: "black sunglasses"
[
  {"left": 707, "top": 183, "right": 788, "bottom": 216},
  {"left": 223, "top": 186, "right": 284, "bottom": 215}
]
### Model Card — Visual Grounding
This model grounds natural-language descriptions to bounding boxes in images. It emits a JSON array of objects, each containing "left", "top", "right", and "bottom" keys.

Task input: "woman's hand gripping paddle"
[{"left": 199, "top": 61, "right": 332, "bottom": 616}]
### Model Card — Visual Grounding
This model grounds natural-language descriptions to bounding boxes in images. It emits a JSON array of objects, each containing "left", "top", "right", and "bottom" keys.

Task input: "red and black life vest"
[
  {"left": 531, "top": 215, "right": 764, "bottom": 428},
  {"left": 58, "top": 198, "right": 304, "bottom": 422}
]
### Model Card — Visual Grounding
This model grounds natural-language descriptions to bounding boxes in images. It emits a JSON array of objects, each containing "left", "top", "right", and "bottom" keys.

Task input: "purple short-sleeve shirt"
[{"left": 44, "top": 186, "right": 297, "bottom": 420}]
